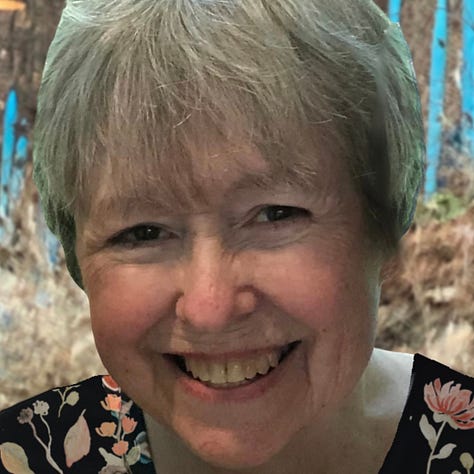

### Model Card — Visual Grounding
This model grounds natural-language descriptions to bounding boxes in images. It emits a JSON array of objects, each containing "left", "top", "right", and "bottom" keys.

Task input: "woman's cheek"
[
  {"left": 256, "top": 251, "right": 352, "bottom": 323},
  {"left": 257, "top": 248, "right": 379, "bottom": 346},
  {"left": 87, "top": 264, "right": 175, "bottom": 343}
]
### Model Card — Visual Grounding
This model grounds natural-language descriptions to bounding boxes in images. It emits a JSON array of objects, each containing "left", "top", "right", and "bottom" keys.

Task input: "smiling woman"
[{"left": 0, "top": 0, "right": 473, "bottom": 473}]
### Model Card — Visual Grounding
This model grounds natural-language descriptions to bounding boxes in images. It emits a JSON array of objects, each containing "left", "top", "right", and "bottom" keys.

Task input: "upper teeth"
[{"left": 184, "top": 349, "right": 281, "bottom": 385}]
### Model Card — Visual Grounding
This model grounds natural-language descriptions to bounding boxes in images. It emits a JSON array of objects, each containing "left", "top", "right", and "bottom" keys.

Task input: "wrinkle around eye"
[{"left": 224, "top": 216, "right": 316, "bottom": 253}]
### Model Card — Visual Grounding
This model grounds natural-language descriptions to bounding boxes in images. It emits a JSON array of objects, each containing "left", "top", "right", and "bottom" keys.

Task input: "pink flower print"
[
  {"left": 112, "top": 440, "right": 129, "bottom": 456},
  {"left": 102, "top": 375, "right": 121, "bottom": 393},
  {"left": 424, "top": 378, "right": 474, "bottom": 430},
  {"left": 122, "top": 416, "right": 137, "bottom": 434},
  {"left": 96, "top": 421, "right": 117, "bottom": 437},
  {"left": 101, "top": 394, "right": 122, "bottom": 412}
]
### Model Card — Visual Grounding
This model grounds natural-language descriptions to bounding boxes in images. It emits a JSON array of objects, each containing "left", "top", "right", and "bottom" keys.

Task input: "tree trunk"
[{"left": 0, "top": 0, "right": 64, "bottom": 134}]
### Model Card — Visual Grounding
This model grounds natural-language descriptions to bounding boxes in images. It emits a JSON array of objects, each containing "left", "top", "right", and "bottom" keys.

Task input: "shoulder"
[
  {"left": 406, "top": 353, "right": 474, "bottom": 431},
  {"left": 380, "top": 353, "right": 474, "bottom": 473},
  {"left": 412, "top": 352, "right": 474, "bottom": 385},
  {"left": 0, "top": 376, "right": 154, "bottom": 473},
  {"left": 0, "top": 375, "right": 108, "bottom": 434}
]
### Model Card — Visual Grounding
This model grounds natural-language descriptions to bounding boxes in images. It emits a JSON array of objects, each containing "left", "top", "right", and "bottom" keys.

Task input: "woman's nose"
[{"left": 175, "top": 239, "right": 257, "bottom": 332}]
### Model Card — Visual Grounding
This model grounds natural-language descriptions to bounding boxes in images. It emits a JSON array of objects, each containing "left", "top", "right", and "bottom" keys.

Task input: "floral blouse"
[{"left": 1, "top": 354, "right": 473, "bottom": 473}]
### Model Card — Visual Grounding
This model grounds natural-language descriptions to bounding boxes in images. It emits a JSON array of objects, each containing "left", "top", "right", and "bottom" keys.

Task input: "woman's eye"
[
  {"left": 254, "top": 206, "right": 310, "bottom": 224},
  {"left": 110, "top": 225, "right": 174, "bottom": 247}
]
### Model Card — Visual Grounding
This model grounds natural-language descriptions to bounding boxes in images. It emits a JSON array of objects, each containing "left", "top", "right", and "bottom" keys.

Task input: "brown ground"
[
  {"left": 377, "top": 199, "right": 474, "bottom": 372},
  {"left": 0, "top": 1, "right": 473, "bottom": 409}
]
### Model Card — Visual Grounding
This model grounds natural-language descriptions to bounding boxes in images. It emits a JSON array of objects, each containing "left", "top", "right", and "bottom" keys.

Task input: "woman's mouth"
[{"left": 166, "top": 341, "right": 301, "bottom": 389}]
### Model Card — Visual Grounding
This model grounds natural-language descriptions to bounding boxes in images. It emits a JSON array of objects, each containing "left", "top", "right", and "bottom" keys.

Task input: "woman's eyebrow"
[
  {"left": 225, "top": 170, "right": 318, "bottom": 196},
  {"left": 92, "top": 195, "right": 178, "bottom": 221}
]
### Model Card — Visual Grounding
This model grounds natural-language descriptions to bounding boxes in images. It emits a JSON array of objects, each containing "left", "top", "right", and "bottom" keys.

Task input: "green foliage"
[{"left": 415, "top": 192, "right": 468, "bottom": 224}]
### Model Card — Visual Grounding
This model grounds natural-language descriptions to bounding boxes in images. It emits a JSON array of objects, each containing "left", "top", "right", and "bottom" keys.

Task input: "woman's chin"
[{"left": 183, "top": 429, "right": 286, "bottom": 470}]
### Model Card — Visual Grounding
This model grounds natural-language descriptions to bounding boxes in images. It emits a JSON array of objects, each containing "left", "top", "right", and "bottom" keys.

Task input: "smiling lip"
[
  {"left": 163, "top": 341, "right": 301, "bottom": 403},
  {"left": 165, "top": 343, "right": 293, "bottom": 362}
]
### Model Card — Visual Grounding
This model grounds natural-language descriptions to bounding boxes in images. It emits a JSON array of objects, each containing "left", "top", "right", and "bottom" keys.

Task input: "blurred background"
[{"left": 0, "top": 0, "right": 473, "bottom": 409}]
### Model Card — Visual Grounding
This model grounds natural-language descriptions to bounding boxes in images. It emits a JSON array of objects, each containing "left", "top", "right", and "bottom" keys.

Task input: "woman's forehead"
[{"left": 78, "top": 130, "right": 344, "bottom": 219}]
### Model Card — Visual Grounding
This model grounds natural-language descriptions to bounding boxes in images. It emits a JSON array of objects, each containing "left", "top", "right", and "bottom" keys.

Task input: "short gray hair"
[{"left": 34, "top": 0, "right": 425, "bottom": 287}]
